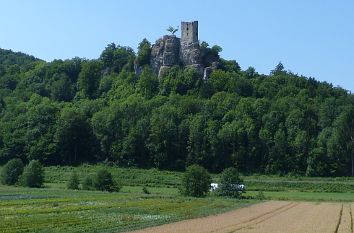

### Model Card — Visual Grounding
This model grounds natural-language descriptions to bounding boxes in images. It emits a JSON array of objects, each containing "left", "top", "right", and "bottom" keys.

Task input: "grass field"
[
  {"left": 2, "top": 165, "right": 354, "bottom": 232},
  {"left": 0, "top": 184, "right": 255, "bottom": 233}
]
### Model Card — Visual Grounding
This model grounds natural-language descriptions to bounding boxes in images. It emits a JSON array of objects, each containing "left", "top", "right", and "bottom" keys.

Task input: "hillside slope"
[{"left": 0, "top": 42, "right": 353, "bottom": 176}]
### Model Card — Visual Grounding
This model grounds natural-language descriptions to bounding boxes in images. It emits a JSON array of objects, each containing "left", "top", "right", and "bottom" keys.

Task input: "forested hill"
[
  {"left": 0, "top": 48, "right": 39, "bottom": 72},
  {"left": 0, "top": 42, "right": 353, "bottom": 177}
]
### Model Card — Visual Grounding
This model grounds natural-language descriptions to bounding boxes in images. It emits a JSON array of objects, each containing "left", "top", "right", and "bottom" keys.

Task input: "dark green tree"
[
  {"left": 77, "top": 60, "right": 102, "bottom": 99},
  {"left": 180, "top": 164, "right": 211, "bottom": 197},
  {"left": 218, "top": 167, "right": 243, "bottom": 198},
  {"left": 54, "top": 107, "right": 98, "bottom": 165},
  {"left": 67, "top": 172, "right": 80, "bottom": 190},
  {"left": 93, "top": 169, "right": 120, "bottom": 192},
  {"left": 1, "top": 158, "right": 24, "bottom": 185},
  {"left": 135, "top": 39, "right": 151, "bottom": 67},
  {"left": 19, "top": 160, "right": 44, "bottom": 188},
  {"left": 82, "top": 175, "right": 94, "bottom": 190},
  {"left": 271, "top": 62, "right": 285, "bottom": 75}
]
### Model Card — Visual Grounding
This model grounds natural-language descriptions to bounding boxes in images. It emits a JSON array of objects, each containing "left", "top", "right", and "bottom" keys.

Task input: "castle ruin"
[{"left": 150, "top": 21, "right": 205, "bottom": 78}]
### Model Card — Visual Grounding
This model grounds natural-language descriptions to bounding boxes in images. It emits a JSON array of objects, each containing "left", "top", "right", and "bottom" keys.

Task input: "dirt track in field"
[{"left": 127, "top": 201, "right": 354, "bottom": 233}]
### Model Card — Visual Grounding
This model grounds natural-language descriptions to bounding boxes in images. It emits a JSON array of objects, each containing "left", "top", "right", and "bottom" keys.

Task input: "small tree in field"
[
  {"left": 1, "top": 159, "right": 24, "bottom": 185},
  {"left": 218, "top": 167, "right": 243, "bottom": 198},
  {"left": 181, "top": 164, "right": 211, "bottom": 197},
  {"left": 19, "top": 160, "right": 44, "bottom": 188},
  {"left": 82, "top": 175, "right": 94, "bottom": 190},
  {"left": 67, "top": 172, "right": 80, "bottom": 190},
  {"left": 93, "top": 169, "right": 120, "bottom": 192}
]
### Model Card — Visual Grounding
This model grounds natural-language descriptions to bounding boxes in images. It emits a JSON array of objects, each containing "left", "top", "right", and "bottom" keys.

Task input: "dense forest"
[{"left": 0, "top": 41, "right": 353, "bottom": 176}]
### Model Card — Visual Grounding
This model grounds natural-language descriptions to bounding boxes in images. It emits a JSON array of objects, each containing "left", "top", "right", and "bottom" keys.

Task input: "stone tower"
[
  {"left": 180, "top": 21, "right": 202, "bottom": 72},
  {"left": 181, "top": 21, "right": 198, "bottom": 44}
]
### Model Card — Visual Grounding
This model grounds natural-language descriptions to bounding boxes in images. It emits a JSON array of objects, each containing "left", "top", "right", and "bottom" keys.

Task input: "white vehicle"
[
  {"left": 210, "top": 183, "right": 219, "bottom": 191},
  {"left": 210, "top": 183, "right": 246, "bottom": 192},
  {"left": 236, "top": 184, "right": 246, "bottom": 191}
]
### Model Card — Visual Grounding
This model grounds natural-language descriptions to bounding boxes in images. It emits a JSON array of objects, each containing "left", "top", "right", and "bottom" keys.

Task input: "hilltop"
[{"left": 0, "top": 23, "right": 353, "bottom": 176}]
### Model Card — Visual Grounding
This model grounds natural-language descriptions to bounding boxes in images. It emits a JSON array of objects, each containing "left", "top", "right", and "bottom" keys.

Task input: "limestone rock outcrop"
[
  {"left": 150, "top": 35, "right": 180, "bottom": 76},
  {"left": 149, "top": 21, "right": 217, "bottom": 79}
]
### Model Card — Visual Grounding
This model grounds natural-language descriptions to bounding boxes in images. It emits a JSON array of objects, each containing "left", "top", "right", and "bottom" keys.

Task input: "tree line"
[{"left": 0, "top": 40, "right": 353, "bottom": 176}]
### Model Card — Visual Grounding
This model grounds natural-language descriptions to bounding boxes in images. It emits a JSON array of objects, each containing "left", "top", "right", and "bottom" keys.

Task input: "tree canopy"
[{"left": 0, "top": 45, "right": 353, "bottom": 176}]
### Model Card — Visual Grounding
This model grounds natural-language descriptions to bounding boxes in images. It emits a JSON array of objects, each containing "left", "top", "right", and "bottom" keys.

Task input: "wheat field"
[{"left": 129, "top": 201, "right": 353, "bottom": 233}]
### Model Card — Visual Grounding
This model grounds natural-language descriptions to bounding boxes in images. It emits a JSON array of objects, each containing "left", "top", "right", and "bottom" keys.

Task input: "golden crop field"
[{"left": 129, "top": 201, "right": 353, "bottom": 233}]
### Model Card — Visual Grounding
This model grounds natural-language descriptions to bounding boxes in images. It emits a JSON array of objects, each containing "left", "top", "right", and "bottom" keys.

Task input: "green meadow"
[{"left": 2, "top": 165, "right": 354, "bottom": 233}]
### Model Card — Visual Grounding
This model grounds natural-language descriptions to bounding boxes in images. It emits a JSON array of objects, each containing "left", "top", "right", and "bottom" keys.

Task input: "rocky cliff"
[
  {"left": 150, "top": 35, "right": 181, "bottom": 77},
  {"left": 150, "top": 35, "right": 206, "bottom": 78}
]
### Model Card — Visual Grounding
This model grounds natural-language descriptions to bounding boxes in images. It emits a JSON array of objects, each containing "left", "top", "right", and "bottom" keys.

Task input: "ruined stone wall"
[{"left": 181, "top": 21, "right": 198, "bottom": 44}]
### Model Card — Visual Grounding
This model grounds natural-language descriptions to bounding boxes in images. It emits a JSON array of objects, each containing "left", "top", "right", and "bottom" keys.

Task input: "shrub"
[
  {"left": 82, "top": 175, "right": 94, "bottom": 190},
  {"left": 19, "top": 160, "right": 44, "bottom": 188},
  {"left": 1, "top": 159, "right": 24, "bottom": 185},
  {"left": 142, "top": 186, "right": 150, "bottom": 194},
  {"left": 93, "top": 169, "right": 120, "bottom": 192},
  {"left": 256, "top": 191, "right": 266, "bottom": 200},
  {"left": 67, "top": 172, "right": 80, "bottom": 190},
  {"left": 218, "top": 167, "right": 244, "bottom": 198},
  {"left": 180, "top": 164, "right": 211, "bottom": 197}
]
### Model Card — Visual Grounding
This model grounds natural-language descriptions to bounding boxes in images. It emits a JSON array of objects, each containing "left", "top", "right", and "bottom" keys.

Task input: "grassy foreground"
[
  {"left": 0, "top": 185, "right": 255, "bottom": 233},
  {"left": 2, "top": 165, "right": 354, "bottom": 232},
  {"left": 0, "top": 165, "right": 257, "bottom": 233}
]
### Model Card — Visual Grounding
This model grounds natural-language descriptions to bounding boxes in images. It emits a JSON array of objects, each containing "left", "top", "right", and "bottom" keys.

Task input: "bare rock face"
[
  {"left": 149, "top": 21, "right": 214, "bottom": 78},
  {"left": 180, "top": 42, "right": 202, "bottom": 66},
  {"left": 203, "top": 66, "right": 213, "bottom": 80},
  {"left": 150, "top": 35, "right": 180, "bottom": 77},
  {"left": 158, "top": 66, "right": 171, "bottom": 77},
  {"left": 150, "top": 36, "right": 204, "bottom": 78}
]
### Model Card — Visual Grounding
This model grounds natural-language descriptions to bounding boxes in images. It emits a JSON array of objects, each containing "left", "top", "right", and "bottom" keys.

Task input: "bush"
[
  {"left": 82, "top": 175, "right": 94, "bottom": 190},
  {"left": 180, "top": 164, "right": 211, "bottom": 197},
  {"left": 218, "top": 167, "right": 244, "bottom": 198},
  {"left": 93, "top": 169, "right": 120, "bottom": 192},
  {"left": 1, "top": 159, "right": 24, "bottom": 185},
  {"left": 19, "top": 160, "right": 44, "bottom": 188},
  {"left": 256, "top": 191, "right": 266, "bottom": 200},
  {"left": 67, "top": 172, "right": 80, "bottom": 190},
  {"left": 142, "top": 186, "right": 150, "bottom": 194}
]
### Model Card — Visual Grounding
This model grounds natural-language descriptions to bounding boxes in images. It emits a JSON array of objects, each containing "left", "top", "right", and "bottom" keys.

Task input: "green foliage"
[
  {"left": 82, "top": 175, "right": 94, "bottom": 190},
  {"left": 54, "top": 106, "right": 98, "bottom": 165},
  {"left": 93, "top": 169, "right": 120, "bottom": 192},
  {"left": 1, "top": 158, "right": 24, "bottom": 185},
  {"left": 19, "top": 160, "right": 44, "bottom": 188},
  {"left": 0, "top": 43, "right": 353, "bottom": 178},
  {"left": 218, "top": 167, "right": 243, "bottom": 198},
  {"left": 136, "top": 67, "right": 158, "bottom": 98},
  {"left": 100, "top": 43, "right": 135, "bottom": 73},
  {"left": 255, "top": 191, "right": 266, "bottom": 200},
  {"left": 166, "top": 26, "right": 178, "bottom": 35},
  {"left": 0, "top": 183, "right": 253, "bottom": 233},
  {"left": 142, "top": 186, "right": 150, "bottom": 194},
  {"left": 181, "top": 164, "right": 211, "bottom": 197},
  {"left": 271, "top": 62, "right": 285, "bottom": 75},
  {"left": 67, "top": 172, "right": 80, "bottom": 190},
  {"left": 200, "top": 42, "right": 222, "bottom": 67},
  {"left": 44, "top": 165, "right": 183, "bottom": 188},
  {"left": 77, "top": 60, "right": 102, "bottom": 99},
  {"left": 135, "top": 39, "right": 151, "bottom": 67}
]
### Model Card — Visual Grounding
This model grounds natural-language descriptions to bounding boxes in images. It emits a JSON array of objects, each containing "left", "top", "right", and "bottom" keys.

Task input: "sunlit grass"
[{"left": 0, "top": 184, "right": 255, "bottom": 233}]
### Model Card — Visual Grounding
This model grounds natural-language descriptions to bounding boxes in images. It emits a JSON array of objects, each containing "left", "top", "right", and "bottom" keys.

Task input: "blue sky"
[{"left": 0, "top": 0, "right": 353, "bottom": 92}]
